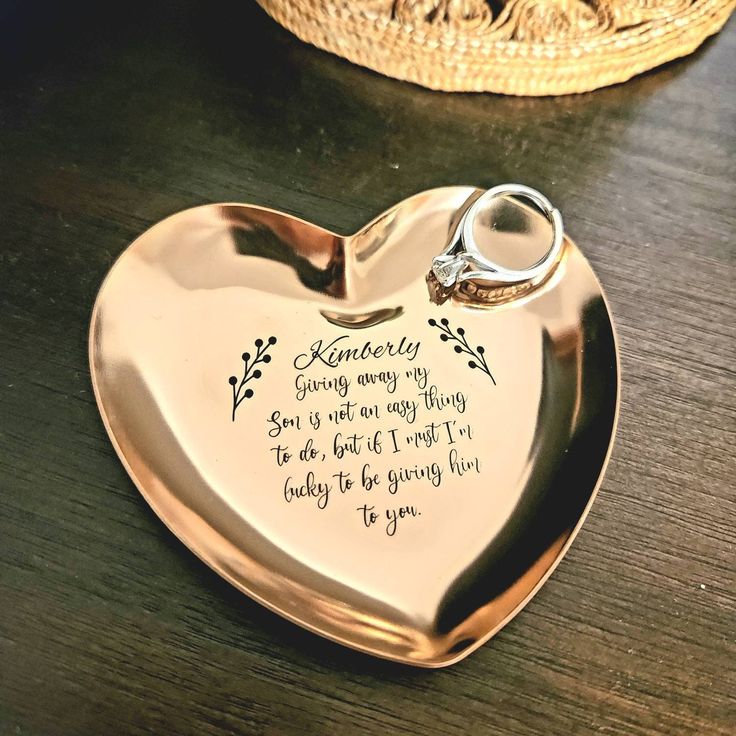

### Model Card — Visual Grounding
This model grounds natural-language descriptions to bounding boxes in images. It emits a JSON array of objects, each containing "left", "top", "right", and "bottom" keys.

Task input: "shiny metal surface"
[{"left": 89, "top": 187, "right": 619, "bottom": 667}]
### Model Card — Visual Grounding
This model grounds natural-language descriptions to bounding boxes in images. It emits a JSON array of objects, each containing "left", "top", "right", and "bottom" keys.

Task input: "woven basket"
[{"left": 256, "top": 0, "right": 734, "bottom": 95}]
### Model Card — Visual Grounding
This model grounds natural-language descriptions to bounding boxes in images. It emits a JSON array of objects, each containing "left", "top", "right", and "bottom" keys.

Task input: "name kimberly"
[{"left": 294, "top": 335, "right": 421, "bottom": 370}]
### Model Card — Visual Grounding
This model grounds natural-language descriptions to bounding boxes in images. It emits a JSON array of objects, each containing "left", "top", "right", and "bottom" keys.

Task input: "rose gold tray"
[{"left": 89, "top": 187, "right": 619, "bottom": 666}]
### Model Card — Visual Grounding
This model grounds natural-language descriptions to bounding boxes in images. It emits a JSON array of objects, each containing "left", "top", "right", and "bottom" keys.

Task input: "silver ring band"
[{"left": 431, "top": 184, "right": 564, "bottom": 291}]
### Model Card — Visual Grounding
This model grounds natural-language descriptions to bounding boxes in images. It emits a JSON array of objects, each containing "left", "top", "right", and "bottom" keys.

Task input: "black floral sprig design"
[
  {"left": 428, "top": 318, "right": 496, "bottom": 385},
  {"left": 228, "top": 336, "right": 277, "bottom": 421}
]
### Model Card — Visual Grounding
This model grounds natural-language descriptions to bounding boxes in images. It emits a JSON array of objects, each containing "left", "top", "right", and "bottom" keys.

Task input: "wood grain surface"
[{"left": 0, "top": 2, "right": 734, "bottom": 734}]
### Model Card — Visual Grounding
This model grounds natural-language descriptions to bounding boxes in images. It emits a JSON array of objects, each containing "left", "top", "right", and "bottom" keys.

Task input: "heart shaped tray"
[{"left": 89, "top": 187, "right": 619, "bottom": 666}]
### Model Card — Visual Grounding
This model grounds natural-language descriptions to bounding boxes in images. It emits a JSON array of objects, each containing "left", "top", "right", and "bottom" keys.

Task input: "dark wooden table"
[{"left": 1, "top": 2, "right": 734, "bottom": 734}]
